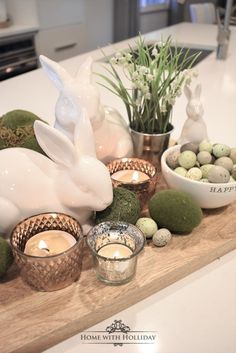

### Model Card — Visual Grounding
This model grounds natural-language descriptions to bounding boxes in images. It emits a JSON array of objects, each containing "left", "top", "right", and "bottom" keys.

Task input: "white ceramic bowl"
[{"left": 161, "top": 145, "right": 236, "bottom": 209}]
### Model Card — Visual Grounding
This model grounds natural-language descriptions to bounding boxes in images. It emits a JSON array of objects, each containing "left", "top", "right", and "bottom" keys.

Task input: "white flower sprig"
[{"left": 100, "top": 36, "right": 200, "bottom": 134}]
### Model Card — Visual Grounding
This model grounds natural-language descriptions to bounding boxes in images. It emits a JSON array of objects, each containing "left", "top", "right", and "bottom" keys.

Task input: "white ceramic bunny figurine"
[
  {"left": 0, "top": 108, "right": 113, "bottom": 236},
  {"left": 178, "top": 84, "right": 209, "bottom": 145},
  {"left": 39, "top": 55, "right": 133, "bottom": 164}
]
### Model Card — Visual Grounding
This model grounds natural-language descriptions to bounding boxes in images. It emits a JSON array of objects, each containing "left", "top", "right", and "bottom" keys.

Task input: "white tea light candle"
[
  {"left": 24, "top": 230, "right": 76, "bottom": 257},
  {"left": 111, "top": 170, "right": 149, "bottom": 183},
  {"left": 98, "top": 243, "right": 132, "bottom": 259}
]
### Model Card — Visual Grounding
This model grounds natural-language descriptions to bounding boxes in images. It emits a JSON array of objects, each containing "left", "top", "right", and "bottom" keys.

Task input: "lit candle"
[
  {"left": 111, "top": 170, "right": 150, "bottom": 183},
  {"left": 98, "top": 243, "right": 133, "bottom": 259},
  {"left": 24, "top": 230, "right": 76, "bottom": 257}
]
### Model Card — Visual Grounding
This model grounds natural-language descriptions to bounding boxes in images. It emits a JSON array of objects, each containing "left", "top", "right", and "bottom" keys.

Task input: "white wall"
[{"left": 6, "top": 0, "right": 39, "bottom": 26}]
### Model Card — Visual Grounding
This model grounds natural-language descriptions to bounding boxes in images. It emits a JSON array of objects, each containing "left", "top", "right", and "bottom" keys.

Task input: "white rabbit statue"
[
  {"left": 178, "top": 83, "right": 209, "bottom": 145},
  {"left": 0, "top": 108, "right": 113, "bottom": 236},
  {"left": 39, "top": 55, "right": 133, "bottom": 164}
]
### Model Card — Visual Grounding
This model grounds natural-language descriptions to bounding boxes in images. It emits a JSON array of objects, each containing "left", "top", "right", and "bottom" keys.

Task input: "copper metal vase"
[{"left": 130, "top": 126, "right": 174, "bottom": 168}]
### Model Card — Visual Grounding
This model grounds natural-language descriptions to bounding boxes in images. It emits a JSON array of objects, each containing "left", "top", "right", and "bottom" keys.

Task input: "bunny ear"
[
  {"left": 76, "top": 56, "right": 93, "bottom": 84},
  {"left": 194, "top": 84, "right": 202, "bottom": 99},
  {"left": 34, "top": 120, "right": 77, "bottom": 168},
  {"left": 74, "top": 109, "right": 96, "bottom": 157},
  {"left": 184, "top": 84, "right": 192, "bottom": 100},
  {"left": 39, "top": 55, "right": 72, "bottom": 91}
]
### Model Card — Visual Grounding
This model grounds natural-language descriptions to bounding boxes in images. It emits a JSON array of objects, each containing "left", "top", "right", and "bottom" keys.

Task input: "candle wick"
[{"left": 41, "top": 247, "right": 50, "bottom": 252}]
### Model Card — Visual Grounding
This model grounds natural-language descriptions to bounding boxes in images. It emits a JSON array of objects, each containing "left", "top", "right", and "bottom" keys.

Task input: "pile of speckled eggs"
[
  {"left": 166, "top": 140, "right": 236, "bottom": 183},
  {"left": 135, "top": 217, "right": 172, "bottom": 247}
]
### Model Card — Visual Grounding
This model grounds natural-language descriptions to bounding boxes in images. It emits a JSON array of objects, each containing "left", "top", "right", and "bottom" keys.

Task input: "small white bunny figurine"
[
  {"left": 178, "top": 84, "right": 209, "bottom": 145},
  {"left": 39, "top": 55, "right": 133, "bottom": 164},
  {"left": 0, "top": 109, "right": 113, "bottom": 236}
]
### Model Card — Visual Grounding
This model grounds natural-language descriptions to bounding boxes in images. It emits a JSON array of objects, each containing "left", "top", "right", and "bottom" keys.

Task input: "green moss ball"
[
  {"left": 0, "top": 237, "right": 14, "bottom": 277},
  {"left": 149, "top": 190, "right": 203, "bottom": 234},
  {"left": 136, "top": 217, "right": 158, "bottom": 238},
  {"left": 95, "top": 187, "right": 141, "bottom": 225},
  {"left": 0, "top": 109, "right": 47, "bottom": 154}
]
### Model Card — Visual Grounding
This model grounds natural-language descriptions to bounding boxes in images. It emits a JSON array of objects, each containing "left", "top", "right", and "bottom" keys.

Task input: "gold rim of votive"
[{"left": 107, "top": 157, "right": 158, "bottom": 185}]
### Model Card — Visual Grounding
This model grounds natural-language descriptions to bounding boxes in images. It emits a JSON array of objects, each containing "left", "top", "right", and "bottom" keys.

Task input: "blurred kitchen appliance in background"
[{"left": 0, "top": 31, "right": 38, "bottom": 80}]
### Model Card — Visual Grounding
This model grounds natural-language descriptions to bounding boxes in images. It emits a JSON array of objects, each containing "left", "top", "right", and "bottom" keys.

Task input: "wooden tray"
[{"left": 1, "top": 179, "right": 236, "bottom": 353}]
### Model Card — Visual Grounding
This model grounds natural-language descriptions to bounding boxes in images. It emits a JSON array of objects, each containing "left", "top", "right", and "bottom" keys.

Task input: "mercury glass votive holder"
[
  {"left": 86, "top": 221, "right": 145, "bottom": 285},
  {"left": 107, "top": 158, "right": 158, "bottom": 209},
  {"left": 10, "top": 212, "right": 84, "bottom": 292}
]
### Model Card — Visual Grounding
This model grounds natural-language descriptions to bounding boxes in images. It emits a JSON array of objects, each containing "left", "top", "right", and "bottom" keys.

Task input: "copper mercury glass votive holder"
[
  {"left": 107, "top": 157, "right": 158, "bottom": 209},
  {"left": 86, "top": 221, "right": 145, "bottom": 285},
  {"left": 10, "top": 212, "right": 84, "bottom": 292}
]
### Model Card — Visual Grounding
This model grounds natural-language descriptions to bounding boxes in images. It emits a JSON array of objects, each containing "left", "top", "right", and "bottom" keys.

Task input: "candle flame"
[
  {"left": 113, "top": 250, "right": 120, "bottom": 259},
  {"left": 38, "top": 240, "right": 49, "bottom": 251},
  {"left": 131, "top": 171, "right": 139, "bottom": 182}
]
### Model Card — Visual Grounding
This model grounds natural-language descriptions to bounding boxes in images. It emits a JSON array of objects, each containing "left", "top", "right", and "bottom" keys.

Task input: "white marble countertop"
[
  {"left": 0, "top": 22, "right": 235, "bottom": 144},
  {"left": 0, "top": 22, "right": 236, "bottom": 353}
]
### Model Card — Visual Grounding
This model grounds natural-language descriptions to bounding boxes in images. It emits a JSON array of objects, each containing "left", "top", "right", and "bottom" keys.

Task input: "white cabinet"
[
  {"left": 37, "top": 0, "right": 85, "bottom": 29},
  {"left": 35, "top": 23, "right": 86, "bottom": 61},
  {"left": 35, "top": 0, "right": 86, "bottom": 61},
  {"left": 30, "top": 0, "right": 114, "bottom": 62}
]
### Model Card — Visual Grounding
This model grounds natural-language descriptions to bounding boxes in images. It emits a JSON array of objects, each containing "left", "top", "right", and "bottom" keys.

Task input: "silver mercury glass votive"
[{"left": 86, "top": 221, "right": 145, "bottom": 285}]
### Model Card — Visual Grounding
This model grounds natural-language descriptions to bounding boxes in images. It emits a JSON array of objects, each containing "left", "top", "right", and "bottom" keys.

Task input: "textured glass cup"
[
  {"left": 107, "top": 157, "right": 158, "bottom": 209},
  {"left": 87, "top": 221, "right": 145, "bottom": 285},
  {"left": 10, "top": 212, "right": 83, "bottom": 292}
]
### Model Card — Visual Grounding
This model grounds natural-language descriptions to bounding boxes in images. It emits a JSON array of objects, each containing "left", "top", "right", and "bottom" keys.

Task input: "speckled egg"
[
  {"left": 152, "top": 228, "right": 172, "bottom": 247},
  {"left": 212, "top": 144, "right": 231, "bottom": 158},
  {"left": 214, "top": 157, "right": 233, "bottom": 172},
  {"left": 166, "top": 150, "right": 180, "bottom": 169},
  {"left": 200, "top": 178, "right": 209, "bottom": 183},
  {"left": 230, "top": 148, "right": 236, "bottom": 164},
  {"left": 180, "top": 142, "right": 199, "bottom": 154},
  {"left": 199, "top": 140, "right": 213, "bottom": 153},
  {"left": 178, "top": 151, "right": 197, "bottom": 169},
  {"left": 174, "top": 167, "right": 187, "bottom": 177},
  {"left": 231, "top": 165, "right": 236, "bottom": 180},
  {"left": 208, "top": 165, "right": 230, "bottom": 183},
  {"left": 200, "top": 164, "right": 213, "bottom": 178},
  {"left": 136, "top": 217, "right": 158, "bottom": 239},
  {"left": 186, "top": 167, "right": 202, "bottom": 181},
  {"left": 197, "top": 151, "right": 212, "bottom": 165}
]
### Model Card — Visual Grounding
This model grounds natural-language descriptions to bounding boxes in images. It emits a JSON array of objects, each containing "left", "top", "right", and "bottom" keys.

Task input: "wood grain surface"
[{"left": 1, "top": 178, "right": 236, "bottom": 353}]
